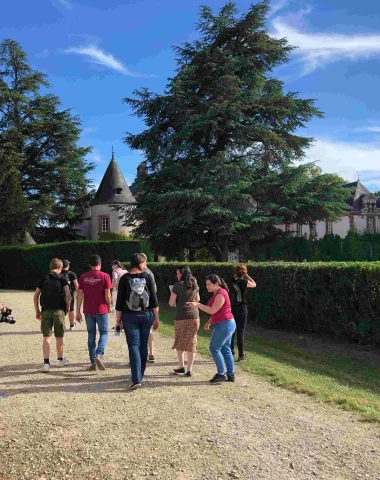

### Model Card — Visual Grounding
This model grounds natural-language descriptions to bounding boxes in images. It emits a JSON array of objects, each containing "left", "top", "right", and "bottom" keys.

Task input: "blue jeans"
[
  {"left": 84, "top": 314, "right": 109, "bottom": 363},
  {"left": 122, "top": 311, "right": 154, "bottom": 385},
  {"left": 209, "top": 319, "right": 236, "bottom": 376}
]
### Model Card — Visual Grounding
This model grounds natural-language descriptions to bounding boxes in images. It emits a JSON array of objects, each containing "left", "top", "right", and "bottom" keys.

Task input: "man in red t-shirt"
[{"left": 76, "top": 254, "right": 112, "bottom": 371}]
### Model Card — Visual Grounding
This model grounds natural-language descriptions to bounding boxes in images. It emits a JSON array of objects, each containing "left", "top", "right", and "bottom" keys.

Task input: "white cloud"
[
  {"left": 82, "top": 126, "right": 98, "bottom": 134},
  {"left": 271, "top": 19, "right": 380, "bottom": 75},
  {"left": 87, "top": 149, "right": 105, "bottom": 165},
  {"left": 306, "top": 138, "right": 380, "bottom": 187},
  {"left": 366, "top": 127, "right": 380, "bottom": 133},
  {"left": 55, "top": 0, "right": 73, "bottom": 10},
  {"left": 65, "top": 44, "right": 153, "bottom": 77},
  {"left": 268, "top": 0, "right": 287, "bottom": 19}
]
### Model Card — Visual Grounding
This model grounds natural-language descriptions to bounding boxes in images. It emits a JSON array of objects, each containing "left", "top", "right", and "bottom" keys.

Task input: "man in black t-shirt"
[
  {"left": 61, "top": 259, "right": 79, "bottom": 330},
  {"left": 33, "top": 258, "right": 71, "bottom": 372}
]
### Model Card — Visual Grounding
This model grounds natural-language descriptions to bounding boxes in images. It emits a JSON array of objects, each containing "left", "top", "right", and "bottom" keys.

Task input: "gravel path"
[{"left": 0, "top": 290, "right": 379, "bottom": 480}]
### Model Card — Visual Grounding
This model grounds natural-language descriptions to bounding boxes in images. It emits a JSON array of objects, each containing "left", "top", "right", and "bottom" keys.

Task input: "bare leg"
[
  {"left": 176, "top": 350, "right": 185, "bottom": 369},
  {"left": 148, "top": 330, "right": 154, "bottom": 356},
  {"left": 68, "top": 311, "right": 75, "bottom": 326},
  {"left": 56, "top": 337, "right": 64, "bottom": 359},
  {"left": 186, "top": 351, "right": 196, "bottom": 372},
  {"left": 42, "top": 337, "right": 52, "bottom": 360}
]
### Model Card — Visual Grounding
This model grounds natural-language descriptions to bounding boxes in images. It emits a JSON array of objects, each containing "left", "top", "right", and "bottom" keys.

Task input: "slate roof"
[{"left": 91, "top": 153, "right": 136, "bottom": 206}]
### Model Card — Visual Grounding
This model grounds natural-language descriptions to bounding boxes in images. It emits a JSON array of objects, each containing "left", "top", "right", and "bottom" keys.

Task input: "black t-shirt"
[
  {"left": 116, "top": 271, "right": 159, "bottom": 313},
  {"left": 60, "top": 270, "right": 77, "bottom": 294},
  {"left": 36, "top": 272, "right": 69, "bottom": 311},
  {"left": 232, "top": 276, "right": 248, "bottom": 306}
]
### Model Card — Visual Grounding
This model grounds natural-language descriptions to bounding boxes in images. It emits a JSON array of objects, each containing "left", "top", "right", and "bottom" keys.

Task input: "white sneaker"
[
  {"left": 42, "top": 363, "right": 50, "bottom": 372},
  {"left": 57, "top": 358, "right": 69, "bottom": 367}
]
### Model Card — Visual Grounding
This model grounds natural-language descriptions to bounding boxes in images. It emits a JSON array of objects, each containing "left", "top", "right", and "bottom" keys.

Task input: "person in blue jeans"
[
  {"left": 76, "top": 255, "right": 112, "bottom": 371},
  {"left": 115, "top": 253, "right": 159, "bottom": 391},
  {"left": 186, "top": 274, "right": 236, "bottom": 383}
]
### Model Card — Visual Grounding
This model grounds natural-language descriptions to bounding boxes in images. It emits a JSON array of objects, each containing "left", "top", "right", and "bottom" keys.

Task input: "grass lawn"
[{"left": 159, "top": 306, "right": 380, "bottom": 423}]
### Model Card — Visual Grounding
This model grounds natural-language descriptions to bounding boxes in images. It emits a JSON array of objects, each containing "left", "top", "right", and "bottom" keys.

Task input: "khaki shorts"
[{"left": 41, "top": 309, "right": 65, "bottom": 338}]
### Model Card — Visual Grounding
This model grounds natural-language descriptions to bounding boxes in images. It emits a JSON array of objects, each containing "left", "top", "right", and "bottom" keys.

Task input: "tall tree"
[
  {"left": 121, "top": 1, "right": 346, "bottom": 260},
  {"left": 0, "top": 39, "right": 93, "bottom": 240}
]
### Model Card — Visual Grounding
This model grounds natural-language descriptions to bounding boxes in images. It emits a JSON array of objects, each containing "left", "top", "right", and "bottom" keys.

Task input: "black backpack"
[
  {"left": 229, "top": 282, "right": 242, "bottom": 307},
  {"left": 40, "top": 274, "right": 65, "bottom": 310},
  {"left": 60, "top": 270, "right": 75, "bottom": 294}
]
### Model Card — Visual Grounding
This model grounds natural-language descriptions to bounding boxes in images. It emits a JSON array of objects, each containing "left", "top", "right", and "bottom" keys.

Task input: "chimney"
[{"left": 137, "top": 162, "right": 147, "bottom": 178}]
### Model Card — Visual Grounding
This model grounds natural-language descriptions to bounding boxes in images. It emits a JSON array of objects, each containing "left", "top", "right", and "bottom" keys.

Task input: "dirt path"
[{"left": 0, "top": 290, "right": 379, "bottom": 480}]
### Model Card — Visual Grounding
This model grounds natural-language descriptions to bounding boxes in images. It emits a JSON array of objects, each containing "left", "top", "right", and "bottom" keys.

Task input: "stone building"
[
  {"left": 77, "top": 151, "right": 142, "bottom": 240},
  {"left": 278, "top": 180, "right": 380, "bottom": 239}
]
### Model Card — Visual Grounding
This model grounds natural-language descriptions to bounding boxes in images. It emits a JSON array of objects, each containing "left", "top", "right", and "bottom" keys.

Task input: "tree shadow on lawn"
[{"left": 241, "top": 334, "right": 380, "bottom": 397}]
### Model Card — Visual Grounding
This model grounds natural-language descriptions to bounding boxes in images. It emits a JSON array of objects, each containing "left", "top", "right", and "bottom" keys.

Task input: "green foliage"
[
  {"left": 98, "top": 232, "right": 134, "bottom": 241},
  {"left": 0, "top": 240, "right": 140, "bottom": 289},
  {"left": 0, "top": 39, "right": 94, "bottom": 237},
  {"left": 148, "top": 261, "right": 380, "bottom": 345},
  {"left": 120, "top": 2, "right": 349, "bottom": 261}
]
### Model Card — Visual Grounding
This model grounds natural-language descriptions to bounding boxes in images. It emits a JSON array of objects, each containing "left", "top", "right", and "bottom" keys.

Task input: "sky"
[{"left": 2, "top": 0, "right": 380, "bottom": 192}]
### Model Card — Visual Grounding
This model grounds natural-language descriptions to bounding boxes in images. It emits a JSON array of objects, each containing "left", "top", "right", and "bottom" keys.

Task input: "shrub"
[
  {"left": 98, "top": 232, "right": 135, "bottom": 241},
  {"left": 0, "top": 240, "right": 140, "bottom": 289},
  {"left": 147, "top": 261, "right": 380, "bottom": 346}
]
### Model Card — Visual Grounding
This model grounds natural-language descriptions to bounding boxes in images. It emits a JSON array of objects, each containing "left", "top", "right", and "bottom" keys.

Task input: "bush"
[
  {"left": 0, "top": 240, "right": 140, "bottom": 290},
  {"left": 98, "top": 232, "right": 134, "bottom": 241},
  {"left": 147, "top": 261, "right": 380, "bottom": 346}
]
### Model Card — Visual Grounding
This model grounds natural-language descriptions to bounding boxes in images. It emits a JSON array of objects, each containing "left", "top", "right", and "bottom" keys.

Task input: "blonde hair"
[
  {"left": 50, "top": 258, "right": 63, "bottom": 270},
  {"left": 140, "top": 253, "right": 147, "bottom": 262}
]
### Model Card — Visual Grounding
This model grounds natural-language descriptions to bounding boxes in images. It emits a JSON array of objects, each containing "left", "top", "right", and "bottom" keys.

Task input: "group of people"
[{"left": 33, "top": 252, "right": 256, "bottom": 390}]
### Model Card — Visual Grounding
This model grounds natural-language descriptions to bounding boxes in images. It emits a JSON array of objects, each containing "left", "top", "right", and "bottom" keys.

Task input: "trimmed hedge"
[
  {"left": 147, "top": 262, "right": 380, "bottom": 346},
  {"left": 0, "top": 240, "right": 140, "bottom": 290}
]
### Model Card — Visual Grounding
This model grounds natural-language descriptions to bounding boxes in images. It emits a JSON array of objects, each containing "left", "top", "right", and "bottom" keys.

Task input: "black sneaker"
[
  {"left": 210, "top": 373, "right": 227, "bottom": 383},
  {"left": 174, "top": 367, "right": 185, "bottom": 374},
  {"left": 88, "top": 364, "right": 97, "bottom": 371},
  {"left": 227, "top": 374, "right": 235, "bottom": 382},
  {"left": 148, "top": 355, "right": 155, "bottom": 363},
  {"left": 129, "top": 383, "right": 142, "bottom": 391},
  {"left": 184, "top": 371, "right": 193, "bottom": 377}
]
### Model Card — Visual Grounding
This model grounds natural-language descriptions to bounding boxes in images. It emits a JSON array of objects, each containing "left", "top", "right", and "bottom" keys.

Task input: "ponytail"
[{"left": 205, "top": 274, "right": 229, "bottom": 291}]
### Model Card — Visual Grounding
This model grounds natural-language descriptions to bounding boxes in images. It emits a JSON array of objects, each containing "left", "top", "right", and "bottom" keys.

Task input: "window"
[
  {"left": 285, "top": 224, "right": 290, "bottom": 233},
  {"left": 296, "top": 224, "right": 302, "bottom": 237},
  {"left": 326, "top": 221, "right": 333, "bottom": 235},
  {"left": 367, "top": 217, "right": 374, "bottom": 234},
  {"left": 101, "top": 216, "right": 109, "bottom": 232},
  {"left": 114, "top": 188, "right": 123, "bottom": 195}
]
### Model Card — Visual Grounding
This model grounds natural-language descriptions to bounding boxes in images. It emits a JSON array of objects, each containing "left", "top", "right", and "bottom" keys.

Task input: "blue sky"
[{"left": 2, "top": 0, "right": 380, "bottom": 191}]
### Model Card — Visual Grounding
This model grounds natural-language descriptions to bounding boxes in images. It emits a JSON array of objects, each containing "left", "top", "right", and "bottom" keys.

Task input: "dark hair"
[
  {"left": 233, "top": 264, "right": 248, "bottom": 278},
  {"left": 89, "top": 254, "right": 101, "bottom": 266},
  {"left": 130, "top": 253, "right": 145, "bottom": 270},
  {"left": 112, "top": 260, "right": 124, "bottom": 269},
  {"left": 205, "top": 274, "right": 228, "bottom": 291},
  {"left": 177, "top": 265, "right": 197, "bottom": 290}
]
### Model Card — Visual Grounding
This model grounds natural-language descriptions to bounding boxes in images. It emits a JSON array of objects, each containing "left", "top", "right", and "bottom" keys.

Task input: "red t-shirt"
[
  {"left": 78, "top": 270, "right": 112, "bottom": 314},
  {"left": 208, "top": 288, "right": 234, "bottom": 325}
]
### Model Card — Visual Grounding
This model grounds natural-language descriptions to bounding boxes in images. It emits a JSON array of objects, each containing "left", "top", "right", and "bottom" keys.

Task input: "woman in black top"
[
  {"left": 115, "top": 253, "right": 159, "bottom": 390},
  {"left": 230, "top": 264, "right": 256, "bottom": 361}
]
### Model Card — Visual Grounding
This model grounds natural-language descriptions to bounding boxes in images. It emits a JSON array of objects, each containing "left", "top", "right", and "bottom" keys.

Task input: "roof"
[{"left": 91, "top": 153, "right": 136, "bottom": 206}]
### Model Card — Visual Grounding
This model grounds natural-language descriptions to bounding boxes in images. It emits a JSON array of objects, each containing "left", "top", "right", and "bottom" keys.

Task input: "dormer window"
[{"left": 114, "top": 188, "right": 123, "bottom": 195}]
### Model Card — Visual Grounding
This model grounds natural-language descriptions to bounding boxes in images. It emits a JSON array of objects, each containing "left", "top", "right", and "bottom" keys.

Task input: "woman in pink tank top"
[{"left": 186, "top": 274, "right": 236, "bottom": 383}]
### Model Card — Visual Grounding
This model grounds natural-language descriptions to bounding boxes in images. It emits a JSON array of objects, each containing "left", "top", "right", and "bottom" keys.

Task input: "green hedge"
[
  {"left": 147, "top": 262, "right": 380, "bottom": 346},
  {"left": 0, "top": 240, "right": 140, "bottom": 290}
]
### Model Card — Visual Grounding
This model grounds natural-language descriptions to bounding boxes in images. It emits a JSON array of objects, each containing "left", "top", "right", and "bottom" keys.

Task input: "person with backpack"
[
  {"left": 229, "top": 264, "right": 256, "bottom": 361},
  {"left": 115, "top": 253, "right": 159, "bottom": 391},
  {"left": 76, "top": 255, "right": 112, "bottom": 371},
  {"left": 33, "top": 258, "right": 71, "bottom": 372},
  {"left": 60, "top": 259, "right": 79, "bottom": 330},
  {"left": 186, "top": 274, "right": 236, "bottom": 383}
]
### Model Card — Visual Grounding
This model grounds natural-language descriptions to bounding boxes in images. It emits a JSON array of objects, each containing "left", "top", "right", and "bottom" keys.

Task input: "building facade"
[{"left": 278, "top": 181, "right": 380, "bottom": 239}]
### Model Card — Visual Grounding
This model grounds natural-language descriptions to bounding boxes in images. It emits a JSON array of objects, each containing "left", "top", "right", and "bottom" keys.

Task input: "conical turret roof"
[{"left": 91, "top": 151, "right": 136, "bottom": 206}]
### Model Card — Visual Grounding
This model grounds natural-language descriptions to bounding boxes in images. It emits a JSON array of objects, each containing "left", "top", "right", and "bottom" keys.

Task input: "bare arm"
[
  {"left": 152, "top": 306, "right": 159, "bottom": 330},
  {"left": 76, "top": 289, "right": 83, "bottom": 322},
  {"left": 33, "top": 288, "right": 41, "bottom": 319},
  {"left": 169, "top": 292, "right": 177, "bottom": 308},
  {"left": 105, "top": 289, "right": 112, "bottom": 313},
  {"left": 73, "top": 279, "right": 79, "bottom": 291},
  {"left": 187, "top": 294, "right": 225, "bottom": 315},
  {"left": 247, "top": 278, "right": 256, "bottom": 288}
]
